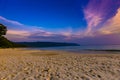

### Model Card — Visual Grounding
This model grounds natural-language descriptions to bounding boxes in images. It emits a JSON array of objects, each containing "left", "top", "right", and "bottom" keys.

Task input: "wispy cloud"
[
  {"left": 83, "top": 0, "right": 120, "bottom": 37},
  {"left": 0, "top": 16, "right": 71, "bottom": 42},
  {"left": 0, "top": 16, "right": 54, "bottom": 41},
  {"left": 0, "top": 16, "right": 23, "bottom": 26},
  {"left": 99, "top": 8, "right": 120, "bottom": 35},
  {"left": 6, "top": 30, "right": 30, "bottom": 42},
  {"left": 7, "top": 30, "right": 30, "bottom": 37},
  {"left": 0, "top": 16, "right": 44, "bottom": 31}
]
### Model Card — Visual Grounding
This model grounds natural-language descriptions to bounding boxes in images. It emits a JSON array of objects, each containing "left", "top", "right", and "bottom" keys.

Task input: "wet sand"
[{"left": 0, "top": 49, "right": 120, "bottom": 80}]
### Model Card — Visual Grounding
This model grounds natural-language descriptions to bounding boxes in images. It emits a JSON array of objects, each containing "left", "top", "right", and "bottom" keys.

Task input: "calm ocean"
[{"left": 27, "top": 45, "right": 120, "bottom": 54}]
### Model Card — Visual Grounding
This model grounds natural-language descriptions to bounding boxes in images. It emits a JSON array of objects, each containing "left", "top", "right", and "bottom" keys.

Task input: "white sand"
[{"left": 0, "top": 49, "right": 120, "bottom": 80}]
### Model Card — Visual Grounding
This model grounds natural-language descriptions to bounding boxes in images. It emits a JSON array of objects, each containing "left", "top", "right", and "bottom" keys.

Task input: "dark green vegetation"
[
  {"left": 0, "top": 36, "right": 26, "bottom": 48},
  {"left": 0, "top": 23, "right": 25, "bottom": 48},
  {"left": 17, "top": 42, "right": 80, "bottom": 48},
  {"left": 0, "top": 24, "right": 7, "bottom": 36}
]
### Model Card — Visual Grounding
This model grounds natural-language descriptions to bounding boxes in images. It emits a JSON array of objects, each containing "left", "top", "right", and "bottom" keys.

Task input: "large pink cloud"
[
  {"left": 72, "top": 0, "right": 120, "bottom": 44},
  {"left": 83, "top": 0, "right": 120, "bottom": 36},
  {"left": 99, "top": 8, "right": 120, "bottom": 35}
]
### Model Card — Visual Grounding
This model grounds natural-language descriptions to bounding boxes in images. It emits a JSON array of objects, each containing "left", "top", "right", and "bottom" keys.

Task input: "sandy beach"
[{"left": 0, "top": 49, "right": 120, "bottom": 80}]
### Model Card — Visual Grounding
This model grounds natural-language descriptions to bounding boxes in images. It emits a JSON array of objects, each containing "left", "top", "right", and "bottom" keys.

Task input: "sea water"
[{"left": 27, "top": 45, "right": 120, "bottom": 54}]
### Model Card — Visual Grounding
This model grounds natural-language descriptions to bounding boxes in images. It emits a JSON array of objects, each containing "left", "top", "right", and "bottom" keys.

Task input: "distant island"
[{"left": 16, "top": 42, "right": 80, "bottom": 48}]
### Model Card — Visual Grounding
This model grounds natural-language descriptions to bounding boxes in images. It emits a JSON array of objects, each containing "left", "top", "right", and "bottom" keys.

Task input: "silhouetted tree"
[{"left": 0, "top": 24, "right": 7, "bottom": 36}]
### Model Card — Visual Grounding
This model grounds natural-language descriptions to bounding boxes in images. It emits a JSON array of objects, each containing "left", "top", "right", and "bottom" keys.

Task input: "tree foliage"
[
  {"left": 0, "top": 36, "right": 26, "bottom": 48},
  {"left": 0, "top": 23, "right": 7, "bottom": 36},
  {"left": 0, "top": 23, "right": 25, "bottom": 48}
]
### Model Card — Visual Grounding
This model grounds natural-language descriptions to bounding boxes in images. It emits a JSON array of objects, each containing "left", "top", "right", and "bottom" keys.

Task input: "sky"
[{"left": 0, "top": 0, "right": 120, "bottom": 45}]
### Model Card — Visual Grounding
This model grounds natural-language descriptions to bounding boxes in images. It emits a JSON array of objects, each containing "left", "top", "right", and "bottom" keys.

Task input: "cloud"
[
  {"left": 0, "top": 16, "right": 44, "bottom": 31},
  {"left": 71, "top": 34, "right": 120, "bottom": 45},
  {"left": 6, "top": 30, "right": 30, "bottom": 42},
  {"left": 59, "top": 27, "right": 73, "bottom": 40},
  {"left": 0, "top": 16, "right": 55, "bottom": 41},
  {"left": 83, "top": 0, "right": 120, "bottom": 37},
  {"left": 70, "top": 0, "right": 120, "bottom": 44},
  {"left": 6, "top": 30, "right": 30, "bottom": 38},
  {"left": 0, "top": 16, "right": 23, "bottom": 26},
  {"left": 99, "top": 8, "right": 120, "bottom": 35},
  {"left": 0, "top": 16, "right": 72, "bottom": 42}
]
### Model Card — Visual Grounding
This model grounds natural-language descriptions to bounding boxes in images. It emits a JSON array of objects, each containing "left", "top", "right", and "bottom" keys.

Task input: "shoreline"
[{"left": 0, "top": 49, "right": 120, "bottom": 80}]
